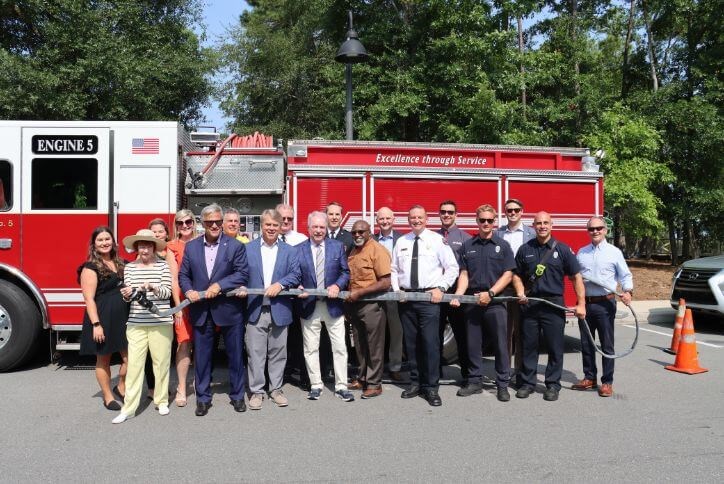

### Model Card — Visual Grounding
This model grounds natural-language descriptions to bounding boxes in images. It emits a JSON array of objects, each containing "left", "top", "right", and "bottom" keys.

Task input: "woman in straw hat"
[{"left": 112, "top": 229, "right": 173, "bottom": 424}]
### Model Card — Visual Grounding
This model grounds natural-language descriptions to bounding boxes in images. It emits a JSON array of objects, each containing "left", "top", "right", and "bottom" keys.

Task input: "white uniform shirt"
[
  {"left": 391, "top": 229, "right": 459, "bottom": 291},
  {"left": 280, "top": 230, "right": 308, "bottom": 246}
]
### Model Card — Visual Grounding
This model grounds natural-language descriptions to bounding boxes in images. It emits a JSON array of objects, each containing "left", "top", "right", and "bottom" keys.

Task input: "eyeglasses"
[
  {"left": 281, "top": 216, "right": 293, "bottom": 221},
  {"left": 175, "top": 219, "right": 194, "bottom": 227},
  {"left": 477, "top": 218, "right": 496, "bottom": 224},
  {"left": 351, "top": 230, "right": 368, "bottom": 236},
  {"left": 506, "top": 208, "right": 522, "bottom": 214},
  {"left": 203, "top": 220, "right": 223, "bottom": 228},
  {"left": 587, "top": 226, "right": 606, "bottom": 232},
  {"left": 439, "top": 210, "right": 456, "bottom": 215}
]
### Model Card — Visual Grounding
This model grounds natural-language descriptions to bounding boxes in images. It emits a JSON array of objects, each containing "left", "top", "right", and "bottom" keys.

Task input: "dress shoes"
[
  {"left": 516, "top": 386, "right": 533, "bottom": 399},
  {"left": 424, "top": 389, "right": 442, "bottom": 407},
  {"left": 249, "top": 393, "right": 263, "bottom": 410},
  {"left": 388, "top": 371, "right": 404, "bottom": 382},
  {"left": 598, "top": 383, "right": 613, "bottom": 397},
  {"left": 361, "top": 387, "right": 382, "bottom": 399},
  {"left": 103, "top": 399, "right": 122, "bottom": 411},
  {"left": 400, "top": 385, "right": 421, "bottom": 399},
  {"left": 543, "top": 387, "right": 559, "bottom": 401},
  {"left": 231, "top": 399, "right": 247, "bottom": 412},
  {"left": 572, "top": 378, "right": 598, "bottom": 391},
  {"left": 456, "top": 382, "right": 484, "bottom": 397},
  {"left": 497, "top": 387, "right": 511, "bottom": 402},
  {"left": 348, "top": 380, "right": 364, "bottom": 391},
  {"left": 195, "top": 401, "right": 212, "bottom": 416},
  {"left": 112, "top": 385, "right": 125, "bottom": 402}
]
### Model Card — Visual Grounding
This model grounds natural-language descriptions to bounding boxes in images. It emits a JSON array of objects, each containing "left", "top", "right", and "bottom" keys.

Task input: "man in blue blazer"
[
  {"left": 296, "top": 211, "right": 353, "bottom": 402},
  {"left": 494, "top": 198, "right": 537, "bottom": 375},
  {"left": 237, "top": 209, "right": 301, "bottom": 410},
  {"left": 179, "top": 203, "right": 249, "bottom": 416}
]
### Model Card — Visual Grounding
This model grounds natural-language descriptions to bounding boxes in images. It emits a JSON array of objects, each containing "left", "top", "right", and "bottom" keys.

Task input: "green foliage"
[{"left": 0, "top": 0, "right": 211, "bottom": 124}]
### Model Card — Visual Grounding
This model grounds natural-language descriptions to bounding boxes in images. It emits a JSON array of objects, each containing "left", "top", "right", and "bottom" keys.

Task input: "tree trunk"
[
  {"left": 641, "top": 0, "right": 659, "bottom": 91},
  {"left": 682, "top": 218, "right": 692, "bottom": 260},
  {"left": 570, "top": 0, "right": 582, "bottom": 134},
  {"left": 517, "top": 15, "right": 526, "bottom": 121},
  {"left": 621, "top": 0, "right": 636, "bottom": 99},
  {"left": 668, "top": 220, "right": 678, "bottom": 266}
]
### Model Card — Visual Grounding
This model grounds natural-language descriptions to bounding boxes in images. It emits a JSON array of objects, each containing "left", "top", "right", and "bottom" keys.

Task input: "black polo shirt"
[
  {"left": 460, "top": 235, "right": 516, "bottom": 292},
  {"left": 515, "top": 237, "right": 580, "bottom": 296}
]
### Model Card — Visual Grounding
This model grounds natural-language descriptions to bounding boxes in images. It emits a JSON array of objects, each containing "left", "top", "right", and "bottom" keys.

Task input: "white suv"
[{"left": 670, "top": 255, "right": 724, "bottom": 319}]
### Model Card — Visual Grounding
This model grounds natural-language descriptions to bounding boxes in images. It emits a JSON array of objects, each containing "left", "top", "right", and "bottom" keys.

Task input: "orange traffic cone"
[
  {"left": 665, "top": 309, "right": 708, "bottom": 375},
  {"left": 664, "top": 298, "right": 686, "bottom": 354}
]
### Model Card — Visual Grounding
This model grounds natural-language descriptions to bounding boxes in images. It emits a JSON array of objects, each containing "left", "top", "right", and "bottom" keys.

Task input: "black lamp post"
[{"left": 335, "top": 11, "right": 369, "bottom": 140}]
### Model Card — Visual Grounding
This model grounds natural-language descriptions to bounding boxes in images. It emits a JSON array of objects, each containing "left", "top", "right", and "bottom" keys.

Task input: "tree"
[{"left": 0, "top": 0, "right": 211, "bottom": 124}]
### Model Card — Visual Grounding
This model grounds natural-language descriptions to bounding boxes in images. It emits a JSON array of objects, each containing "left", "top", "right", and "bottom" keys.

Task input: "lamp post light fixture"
[{"left": 335, "top": 10, "right": 369, "bottom": 140}]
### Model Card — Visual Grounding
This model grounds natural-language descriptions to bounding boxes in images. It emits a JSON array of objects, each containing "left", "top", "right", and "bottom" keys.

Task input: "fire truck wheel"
[
  {"left": 0, "top": 281, "right": 42, "bottom": 372},
  {"left": 441, "top": 323, "right": 458, "bottom": 365}
]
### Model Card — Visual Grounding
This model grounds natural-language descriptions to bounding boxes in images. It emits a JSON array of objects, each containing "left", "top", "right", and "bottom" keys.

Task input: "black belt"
[
  {"left": 585, "top": 294, "right": 615, "bottom": 303},
  {"left": 402, "top": 287, "right": 436, "bottom": 292}
]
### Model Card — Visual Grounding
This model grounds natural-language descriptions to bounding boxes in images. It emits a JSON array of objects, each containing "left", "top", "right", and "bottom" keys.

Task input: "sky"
[{"left": 199, "top": 0, "right": 249, "bottom": 130}]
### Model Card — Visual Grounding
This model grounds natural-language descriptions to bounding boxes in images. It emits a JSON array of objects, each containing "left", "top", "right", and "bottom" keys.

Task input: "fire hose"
[{"left": 151, "top": 281, "right": 638, "bottom": 359}]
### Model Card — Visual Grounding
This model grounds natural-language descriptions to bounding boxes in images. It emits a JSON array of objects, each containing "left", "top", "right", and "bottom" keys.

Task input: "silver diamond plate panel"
[{"left": 185, "top": 154, "right": 285, "bottom": 194}]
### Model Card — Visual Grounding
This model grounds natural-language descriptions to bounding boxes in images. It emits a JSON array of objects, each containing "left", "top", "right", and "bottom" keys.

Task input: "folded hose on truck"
[{"left": 157, "top": 281, "right": 639, "bottom": 359}]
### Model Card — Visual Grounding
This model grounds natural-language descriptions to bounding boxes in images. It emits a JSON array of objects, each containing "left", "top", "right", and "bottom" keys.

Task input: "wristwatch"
[
  {"left": 488, "top": 289, "right": 496, "bottom": 298},
  {"left": 437, "top": 286, "right": 446, "bottom": 292},
  {"left": 91, "top": 321, "right": 101, "bottom": 327}
]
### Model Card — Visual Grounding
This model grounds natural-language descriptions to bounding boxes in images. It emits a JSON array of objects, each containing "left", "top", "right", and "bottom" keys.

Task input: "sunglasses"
[
  {"left": 477, "top": 218, "right": 496, "bottom": 224},
  {"left": 439, "top": 210, "right": 456, "bottom": 215},
  {"left": 175, "top": 219, "right": 194, "bottom": 227},
  {"left": 506, "top": 208, "right": 522, "bottom": 214},
  {"left": 351, "top": 230, "right": 368, "bottom": 236},
  {"left": 203, "top": 220, "right": 223, "bottom": 228},
  {"left": 281, "top": 216, "right": 293, "bottom": 221},
  {"left": 587, "top": 226, "right": 606, "bottom": 232}
]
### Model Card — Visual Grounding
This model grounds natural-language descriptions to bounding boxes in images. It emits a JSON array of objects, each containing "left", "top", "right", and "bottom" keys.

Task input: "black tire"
[
  {"left": 0, "top": 281, "right": 42, "bottom": 372},
  {"left": 441, "top": 323, "right": 458, "bottom": 364}
]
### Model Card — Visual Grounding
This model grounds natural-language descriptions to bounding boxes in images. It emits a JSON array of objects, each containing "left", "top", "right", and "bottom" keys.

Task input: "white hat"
[{"left": 123, "top": 229, "right": 167, "bottom": 253}]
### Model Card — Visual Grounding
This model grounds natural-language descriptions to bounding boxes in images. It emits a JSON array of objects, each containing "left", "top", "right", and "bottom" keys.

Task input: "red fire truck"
[{"left": 0, "top": 121, "right": 602, "bottom": 371}]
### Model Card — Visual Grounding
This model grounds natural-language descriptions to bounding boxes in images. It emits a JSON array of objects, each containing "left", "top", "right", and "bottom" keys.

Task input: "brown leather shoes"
[
  {"left": 598, "top": 383, "right": 613, "bottom": 397},
  {"left": 348, "top": 380, "right": 364, "bottom": 391},
  {"left": 361, "top": 387, "right": 382, "bottom": 399},
  {"left": 571, "top": 378, "right": 597, "bottom": 390},
  {"left": 388, "top": 371, "right": 404, "bottom": 382}
]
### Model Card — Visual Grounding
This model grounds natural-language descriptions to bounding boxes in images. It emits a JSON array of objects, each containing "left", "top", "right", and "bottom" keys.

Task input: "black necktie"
[
  {"left": 410, "top": 236, "right": 419, "bottom": 289},
  {"left": 280, "top": 234, "right": 286, "bottom": 243}
]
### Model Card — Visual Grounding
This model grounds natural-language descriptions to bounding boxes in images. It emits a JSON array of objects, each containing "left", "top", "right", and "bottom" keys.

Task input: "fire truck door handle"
[
  {"left": 0, "top": 238, "right": 12, "bottom": 249},
  {"left": 111, "top": 201, "right": 119, "bottom": 235}
]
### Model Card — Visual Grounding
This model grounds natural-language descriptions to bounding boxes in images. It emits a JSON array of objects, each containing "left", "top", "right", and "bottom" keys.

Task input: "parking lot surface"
[{"left": 1, "top": 305, "right": 722, "bottom": 483}]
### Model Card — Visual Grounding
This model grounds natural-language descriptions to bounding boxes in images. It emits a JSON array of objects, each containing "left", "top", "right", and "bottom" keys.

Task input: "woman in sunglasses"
[{"left": 164, "top": 209, "right": 198, "bottom": 406}]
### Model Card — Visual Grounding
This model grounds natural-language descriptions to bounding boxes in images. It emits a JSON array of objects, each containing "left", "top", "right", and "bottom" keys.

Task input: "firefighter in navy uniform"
[
  {"left": 450, "top": 204, "right": 516, "bottom": 402},
  {"left": 512, "top": 211, "right": 586, "bottom": 402}
]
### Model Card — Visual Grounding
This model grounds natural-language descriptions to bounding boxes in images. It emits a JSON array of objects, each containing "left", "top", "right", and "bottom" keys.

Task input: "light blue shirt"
[
  {"left": 577, "top": 240, "right": 633, "bottom": 296},
  {"left": 378, "top": 233, "right": 394, "bottom": 254}
]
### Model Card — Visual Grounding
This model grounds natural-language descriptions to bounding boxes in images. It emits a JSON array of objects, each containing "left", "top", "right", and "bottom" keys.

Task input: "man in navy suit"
[
  {"left": 237, "top": 209, "right": 301, "bottom": 410},
  {"left": 179, "top": 203, "right": 249, "bottom": 416},
  {"left": 296, "top": 211, "right": 354, "bottom": 402},
  {"left": 374, "top": 206, "right": 405, "bottom": 381},
  {"left": 495, "top": 198, "right": 537, "bottom": 375}
]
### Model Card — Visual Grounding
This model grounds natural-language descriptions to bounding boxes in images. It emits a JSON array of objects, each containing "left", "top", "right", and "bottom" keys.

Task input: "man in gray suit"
[
  {"left": 374, "top": 207, "right": 404, "bottom": 381},
  {"left": 495, "top": 198, "right": 536, "bottom": 376}
]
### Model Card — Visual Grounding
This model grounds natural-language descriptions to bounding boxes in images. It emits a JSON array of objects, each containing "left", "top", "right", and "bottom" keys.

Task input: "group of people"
[{"left": 79, "top": 198, "right": 633, "bottom": 422}]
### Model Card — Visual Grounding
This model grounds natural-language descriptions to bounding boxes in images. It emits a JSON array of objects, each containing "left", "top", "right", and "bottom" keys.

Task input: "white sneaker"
[
  {"left": 111, "top": 413, "right": 131, "bottom": 424},
  {"left": 157, "top": 404, "right": 170, "bottom": 416}
]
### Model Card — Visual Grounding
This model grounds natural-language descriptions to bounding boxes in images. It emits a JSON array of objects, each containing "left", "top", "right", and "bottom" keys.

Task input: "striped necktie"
[{"left": 315, "top": 244, "right": 325, "bottom": 289}]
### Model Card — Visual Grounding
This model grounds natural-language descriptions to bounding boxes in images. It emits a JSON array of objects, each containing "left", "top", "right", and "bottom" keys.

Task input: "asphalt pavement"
[{"left": 1, "top": 301, "right": 722, "bottom": 483}]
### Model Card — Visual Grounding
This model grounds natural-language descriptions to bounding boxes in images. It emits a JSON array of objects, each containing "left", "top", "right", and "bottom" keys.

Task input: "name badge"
[
  {"left": 553, "top": 252, "right": 559, "bottom": 259},
  {"left": 495, "top": 246, "right": 500, "bottom": 253}
]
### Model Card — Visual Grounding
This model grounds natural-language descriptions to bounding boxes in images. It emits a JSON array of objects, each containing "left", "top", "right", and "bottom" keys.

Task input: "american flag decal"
[{"left": 131, "top": 138, "right": 159, "bottom": 154}]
